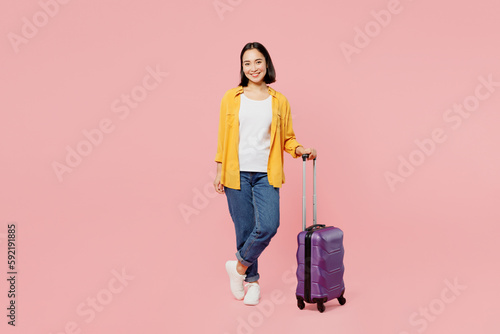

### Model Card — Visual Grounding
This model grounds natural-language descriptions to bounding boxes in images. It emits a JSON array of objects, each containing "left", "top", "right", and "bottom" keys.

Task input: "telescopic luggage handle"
[{"left": 302, "top": 154, "right": 317, "bottom": 231}]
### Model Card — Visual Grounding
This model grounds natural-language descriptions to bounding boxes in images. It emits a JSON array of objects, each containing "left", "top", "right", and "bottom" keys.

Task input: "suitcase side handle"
[
  {"left": 305, "top": 224, "right": 325, "bottom": 232},
  {"left": 302, "top": 154, "right": 317, "bottom": 231}
]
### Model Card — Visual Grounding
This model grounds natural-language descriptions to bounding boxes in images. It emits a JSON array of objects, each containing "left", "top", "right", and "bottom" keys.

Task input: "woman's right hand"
[{"left": 214, "top": 174, "right": 225, "bottom": 194}]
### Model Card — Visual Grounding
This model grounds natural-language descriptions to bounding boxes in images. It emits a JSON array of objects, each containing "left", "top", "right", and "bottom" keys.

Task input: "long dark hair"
[{"left": 238, "top": 42, "right": 276, "bottom": 87}]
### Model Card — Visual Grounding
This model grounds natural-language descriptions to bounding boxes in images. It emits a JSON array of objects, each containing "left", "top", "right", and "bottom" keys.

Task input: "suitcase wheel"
[
  {"left": 338, "top": 289, "right": 346, "bottom": 305},
  {"left": 317, "top": 301, "right": 325, "bottom": 313},
  {"left": 297, "top": 297, "right": 305, "bottom": 310}
]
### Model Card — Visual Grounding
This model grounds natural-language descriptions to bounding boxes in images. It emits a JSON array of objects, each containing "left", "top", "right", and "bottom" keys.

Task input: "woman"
[{"left": 214, "top": 42, "right": 317, "bottom": 306}]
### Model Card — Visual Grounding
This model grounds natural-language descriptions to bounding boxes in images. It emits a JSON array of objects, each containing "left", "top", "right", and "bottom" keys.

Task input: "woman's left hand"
[{"left": 295, "top": 146, "right": 317, "bottom": 160}]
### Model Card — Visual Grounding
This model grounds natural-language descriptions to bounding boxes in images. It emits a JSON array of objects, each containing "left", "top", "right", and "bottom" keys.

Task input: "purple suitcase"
[{"left": 296, "top": 155, "right": 346, "bottom": 312}]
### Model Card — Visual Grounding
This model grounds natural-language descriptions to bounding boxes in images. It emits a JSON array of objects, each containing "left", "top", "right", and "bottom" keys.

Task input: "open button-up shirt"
[{"left": 215, "top": 85, "right": 302, "bottom": 189}]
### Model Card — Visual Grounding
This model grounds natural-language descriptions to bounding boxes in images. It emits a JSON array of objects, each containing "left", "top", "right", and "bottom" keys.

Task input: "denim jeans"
[{"left": 224, "top": 172, "right": 280, "bottom": 282}]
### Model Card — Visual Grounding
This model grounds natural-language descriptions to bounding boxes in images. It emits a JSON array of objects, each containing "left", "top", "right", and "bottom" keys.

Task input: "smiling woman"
[
  {"left": 213, "top": 41, "right": 317, "bottom": 306},
  {"left": 239, "top": 44, "right": 276, "bottom": 93}
]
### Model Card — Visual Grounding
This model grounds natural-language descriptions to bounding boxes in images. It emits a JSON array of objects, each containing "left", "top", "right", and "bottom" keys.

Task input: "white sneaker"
[
  {"left": 225, "top": 261, "right": 246, "bottom": 300},
  {"left": 244, "top": 282, "right": 260, "bottom": 305}
]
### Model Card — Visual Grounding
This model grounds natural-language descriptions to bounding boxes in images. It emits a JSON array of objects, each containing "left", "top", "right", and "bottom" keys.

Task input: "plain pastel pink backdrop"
[{"left": 1, "top": 0, "right": 499, "bottom": 333}]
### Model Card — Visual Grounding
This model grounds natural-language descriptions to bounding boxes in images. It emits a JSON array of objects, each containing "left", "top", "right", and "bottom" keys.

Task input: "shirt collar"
[{"left": 235, "top": 85, "right": 277, "bottom": 97}]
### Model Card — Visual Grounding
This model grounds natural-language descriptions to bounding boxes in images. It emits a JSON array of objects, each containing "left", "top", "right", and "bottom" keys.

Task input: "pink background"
[{"left": 2, "top": 0, "right": 499, "bottom": 333}]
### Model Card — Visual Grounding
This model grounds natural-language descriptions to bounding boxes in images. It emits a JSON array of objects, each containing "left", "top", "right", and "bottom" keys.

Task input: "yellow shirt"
[{"left": 215, "top": 85, "right": 302, "bottom": 189}]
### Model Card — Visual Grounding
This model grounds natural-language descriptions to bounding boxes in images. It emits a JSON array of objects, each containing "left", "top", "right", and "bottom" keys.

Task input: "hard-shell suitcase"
[{"left": 296, "top": 154, "right": 346, "bottom": 312}]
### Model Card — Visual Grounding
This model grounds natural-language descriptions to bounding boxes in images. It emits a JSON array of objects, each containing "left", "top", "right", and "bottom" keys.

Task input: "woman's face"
[{"left": 242, "top": 49, "right": 267, "bottom": 85}]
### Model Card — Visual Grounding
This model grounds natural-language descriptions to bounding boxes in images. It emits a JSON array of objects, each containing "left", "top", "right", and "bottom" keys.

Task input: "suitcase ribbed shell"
[{"left": 296, "top": 226, "right": 345, "bottom": 304}]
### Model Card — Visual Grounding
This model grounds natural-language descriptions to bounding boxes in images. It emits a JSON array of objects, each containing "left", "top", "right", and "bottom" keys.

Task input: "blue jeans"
[{"left": 224, "top": 172, "right": 280, "bottom": 282}]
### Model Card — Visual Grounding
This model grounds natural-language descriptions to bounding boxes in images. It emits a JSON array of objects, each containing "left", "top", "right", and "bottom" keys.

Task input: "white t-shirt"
[{"left": 238, "top": 93, "right": 272, "bottom": 172}]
